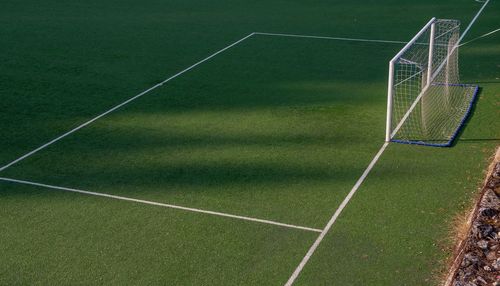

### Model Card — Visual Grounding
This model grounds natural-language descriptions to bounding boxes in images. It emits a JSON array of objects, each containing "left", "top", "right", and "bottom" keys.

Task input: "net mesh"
[{"left": 389, "top": 19, "right": 478, "bottom": 146}]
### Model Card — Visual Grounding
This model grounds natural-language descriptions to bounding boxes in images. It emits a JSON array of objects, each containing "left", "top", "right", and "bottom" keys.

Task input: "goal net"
[{"left": 386, "top": 18, "right": 479, "bottom": 147}]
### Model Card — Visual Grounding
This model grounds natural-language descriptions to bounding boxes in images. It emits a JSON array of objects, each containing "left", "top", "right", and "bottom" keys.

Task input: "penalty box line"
[
  {"left": 0, "top": 31, "right": 406, "bottom": 173},
  {"left": 0, "top": 33, "right": 255, "bottom": 173},
  {"left": 0, "top": 176, "right": 322, "bottom": 233},
  {"left": 254, "top": 32, "right": 407, "bottom": 44}
]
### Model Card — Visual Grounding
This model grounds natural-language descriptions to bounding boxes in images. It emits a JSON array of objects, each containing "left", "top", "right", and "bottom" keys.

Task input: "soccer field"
[{"left": 1, "top": 0, "right": 499, "bottom": 285}]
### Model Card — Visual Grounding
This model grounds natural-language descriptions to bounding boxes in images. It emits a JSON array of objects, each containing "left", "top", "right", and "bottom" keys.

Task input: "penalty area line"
[
  {"left": 0, "top": 31, "right": 404, "bottom": 174},
  {"left": 254, "top": 32, "right": 407, "bottom": 44},
  {"left": 0, "top": 176, "right": 322, "bottom": 233},
  {"left": 0, "top": 33, "right": 256, "bottom": 173}
]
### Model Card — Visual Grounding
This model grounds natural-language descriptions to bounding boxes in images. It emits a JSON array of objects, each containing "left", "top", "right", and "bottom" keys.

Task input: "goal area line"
[
  {"left": 0, "top": 176, "right": 323, "bottom": 233},
  {"left": 253, "top": 32, "right": 407, "bottom": 44}
]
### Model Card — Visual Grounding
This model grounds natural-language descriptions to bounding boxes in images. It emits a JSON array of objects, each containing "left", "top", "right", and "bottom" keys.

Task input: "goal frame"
[
  {"left": 385, "top": 18, "right": 479, "bottom": 147},
  {"left": 385, "top": 17, "right": 436, "bottom": 143}
]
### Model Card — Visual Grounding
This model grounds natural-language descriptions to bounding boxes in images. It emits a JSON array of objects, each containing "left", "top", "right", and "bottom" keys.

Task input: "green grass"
[
  {"left": 0, "top": 0, "right": 490, "bottom": 165},
  {"left": 1, "top": 38, "right": 395, "bottom": 228},
  {"left": 1, "top": 0, "right": 499, "bottom": 285},
  {"left": 0, "top": 182, "right": 317, "bottom": 285}
]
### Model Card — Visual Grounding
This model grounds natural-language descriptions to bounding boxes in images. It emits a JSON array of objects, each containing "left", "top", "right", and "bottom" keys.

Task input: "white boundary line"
[
  {"left": 254, "top": 32, "right": 407, "bottom": 44},
  {"left": 0, "top": 176, "right": 322, "bottom": 233},
  {"left": 459, "top": 27, "right": 500, "bottom": 47},
  {"left": 459, "top": 0, "right": 490, "bottom": 43},
  {"left": 0, "top": 33, "right": 256, "bottom": 172},
  {"left": 284, "top": 0, "right": 492, "bottom": 284},
  {"left": 429, "top": 0, "right": 491, "bottom": 83},
  {"left": 284, "top": 142, "right": 389, "bottom": 286}
]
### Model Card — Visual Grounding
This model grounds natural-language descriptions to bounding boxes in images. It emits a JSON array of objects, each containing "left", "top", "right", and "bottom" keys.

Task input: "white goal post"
[{"left": 386, "top": 18, "right": 479, "bottom": 147}]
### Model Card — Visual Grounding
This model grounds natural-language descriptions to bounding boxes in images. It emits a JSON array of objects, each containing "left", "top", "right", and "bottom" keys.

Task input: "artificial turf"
[
  {"left": 1, "top": 37, "right": 395, "bottom": 228},
  {"left": 1, "top": 0, "right": 499, "bottom": 285},
  {"left": 0, "top": 182, "right": 317, "bottom": 285}
]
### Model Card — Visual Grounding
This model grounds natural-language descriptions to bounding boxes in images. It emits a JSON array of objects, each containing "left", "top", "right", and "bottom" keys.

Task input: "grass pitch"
[{"left": 1, "top": 0, "right": 499, "bottom": 285}]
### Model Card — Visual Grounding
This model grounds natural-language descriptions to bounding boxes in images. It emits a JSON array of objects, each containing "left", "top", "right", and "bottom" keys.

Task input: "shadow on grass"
[
  {"left": 458, "top": 138, "right": 500, "bottom": 143},
  {"left": 0, "top": 39, "right": 391, "bottom": 210},
  {"left": 450, "top": 87, "right": 483, "bottom": 147}
]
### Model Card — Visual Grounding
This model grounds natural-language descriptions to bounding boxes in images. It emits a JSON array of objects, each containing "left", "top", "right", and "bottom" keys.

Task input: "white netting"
[{"left": 389, "top": 19, "right": 477, "bottom": 146}]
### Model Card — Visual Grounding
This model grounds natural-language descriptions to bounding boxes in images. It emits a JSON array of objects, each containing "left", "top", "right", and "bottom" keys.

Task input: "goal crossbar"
[{"left": 385, "top": 18, "right": 479, "bottom": 147}]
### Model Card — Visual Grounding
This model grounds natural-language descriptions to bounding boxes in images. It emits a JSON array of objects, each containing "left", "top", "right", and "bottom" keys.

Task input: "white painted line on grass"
[
  {"left": 1, "top": 31, "right": 409, "bottom": 173},
  {"left": 0, "top": 176, "right": 322, "bottom": 233},
  {"left": 0, "top": 33, "right": 256, "bottom": 173},
  {"left": 284, "top": 1, "right": 492, "bottom": 284},
  {"left": 459, "top": 27, "right": 500, "bottom": 47},
  {"left": 460, "top": 0, "right": 490, "bottom": 43},
  {"left": 429, "top": 0, "right": 491, "bottom": 84},
  {"left": 254, "top": 32, "right": 407, "bottom": 44},
  {"left": 284, "top": 142, "right": 389, "bottom": 286}
]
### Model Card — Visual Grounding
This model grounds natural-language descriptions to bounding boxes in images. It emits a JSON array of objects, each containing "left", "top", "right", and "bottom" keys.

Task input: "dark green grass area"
[
  {"left": 1, "top": 38, "right": 394, "bottom": 228},
  {"left": 0, "top": 0, "right": 486, "bottom": 166},
  {"left": 1, "top": 0, "right": 499, "bottom": 285},
  {"left": 0, "top": 181, "right": 317, "bottom": 285}
]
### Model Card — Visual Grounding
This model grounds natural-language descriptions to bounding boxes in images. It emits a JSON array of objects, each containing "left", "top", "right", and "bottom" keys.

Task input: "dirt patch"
[{"left": 445, "top": 147, "right": 500, "bottom": 286}]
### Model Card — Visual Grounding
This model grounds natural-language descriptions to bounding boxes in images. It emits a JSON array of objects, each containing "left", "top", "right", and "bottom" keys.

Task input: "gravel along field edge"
[{"left": 445, "top": 147, "right": 500, "bottom": 286}]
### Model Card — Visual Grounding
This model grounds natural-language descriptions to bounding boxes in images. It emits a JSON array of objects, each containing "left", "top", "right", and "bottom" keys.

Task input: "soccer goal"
[{"left": 385, "top": 18, "right": 479, "bottom": 147}]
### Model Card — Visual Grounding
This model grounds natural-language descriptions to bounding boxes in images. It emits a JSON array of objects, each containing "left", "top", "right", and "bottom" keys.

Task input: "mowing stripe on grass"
[
  {"left": 0, "top": 33, "right": 256, "bottom": 173},
  {"left": 0, "top": 177, "right": 322, "bottom": 233},
  {"left": 284, "top": 142, "right": 389, "bottom": 286},
  {"left": 254, "top": 32, "right": 407, "bottom": 44}
]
